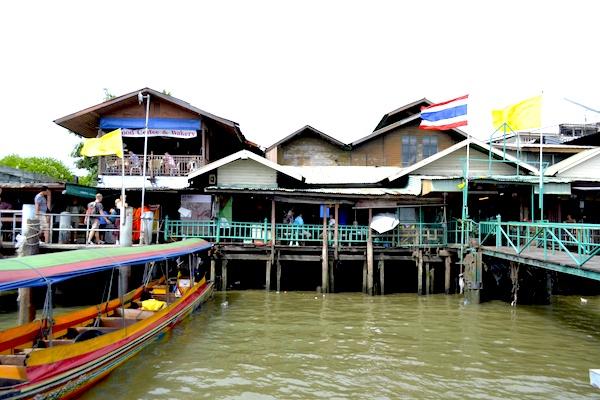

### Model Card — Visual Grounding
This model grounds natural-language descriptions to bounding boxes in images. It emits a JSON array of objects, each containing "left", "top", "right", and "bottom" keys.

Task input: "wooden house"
[
  {"left": 54, "top": 88, "right": 260, "bottom": 218},
  {"left": 54, "top": 88, "right": 259, "bottom": 191},
  {"left": 265, "top": 125, "right": 350, "bottom": 166}
]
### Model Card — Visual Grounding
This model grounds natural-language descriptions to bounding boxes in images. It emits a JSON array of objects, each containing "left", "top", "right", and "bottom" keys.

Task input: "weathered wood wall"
[
  {"left": 277, "top": 136, "right": 350, "bottom": 166},
  {"left": 218, "top": 159, "right": 277, "bottom": 187},
  {"left": 351, "top": 122, "right": 457, "bottom": 166}
]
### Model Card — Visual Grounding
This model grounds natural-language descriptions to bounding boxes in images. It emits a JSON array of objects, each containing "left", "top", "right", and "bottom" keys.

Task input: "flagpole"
[
  {"left": 539, "top": 128, "right": 543, "bottom": 221},
  {"left": 120, "top": 140, "right": 126, "bottom": 227},
  {"left": 139, "top": 92, "right": 150, "bottom": 245}
]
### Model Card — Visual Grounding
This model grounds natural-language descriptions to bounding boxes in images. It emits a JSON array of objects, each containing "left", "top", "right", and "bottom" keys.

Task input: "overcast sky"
[{"left": 1, "top": 1, "right": 599, "bottom": 172}]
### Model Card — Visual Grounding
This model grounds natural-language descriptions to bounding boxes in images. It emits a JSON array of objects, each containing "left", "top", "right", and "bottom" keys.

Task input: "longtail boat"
[{"left": 0, "top": 239, "right": 213, "bottom": 399}]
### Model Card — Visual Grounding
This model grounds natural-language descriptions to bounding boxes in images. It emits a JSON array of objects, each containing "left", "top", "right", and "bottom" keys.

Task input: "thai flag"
[{"left": 419, "top": 95, "right": 468, "bottom": 130}]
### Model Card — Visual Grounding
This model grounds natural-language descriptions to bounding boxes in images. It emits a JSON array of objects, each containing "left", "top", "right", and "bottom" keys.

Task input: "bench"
[
  {"left": 113, "top": 308, "right": 155, "bottom": 320},
  {"left": 0, "top": 355, "right": 27, "bottom": 366},
  {"left": 99, "top": 317, "right": 138, "bottom": 328}
]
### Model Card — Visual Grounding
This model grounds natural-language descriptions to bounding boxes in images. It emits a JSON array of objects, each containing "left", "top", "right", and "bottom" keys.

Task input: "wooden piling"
[
  {"left": 425, "top": 262, "right": 430, "bottom": 295},
  {"left": 322, "top": 210, "right": 329, "bottom": 293},
  {"left": 444, "top": 255, "right": 451, "bottom": 294},
  {"left": 265, "top": 260, "right": 272, "bottom": 291},
  {"left": 417, "top": 250, "right": 423, "bottom": 295},
  {"left": 430, "top": 264, "right": 435, "bottom": 294},
  {"left": 210, "top": 259, "right": 216, "bottom": 282},
  {"left": 362, "top": 261, "right": 367, "bottom": 294},
  {"left": 329, "top": 259, "right": 335, "bottom": 293},
  {"left": 276, "top": 255, "right": 282, "bottom": 292},
  {"left": 18, "top": 218, "right": 39, "bottom": 325},
  {"left": 378, "top": 259, "right": 385, "bottom": 295},
  {"left": 221, "top": 259, "right": 228, "bottom": 291},
  {"left": 367, "top": 209, "right": 374, "bottom": 296}
]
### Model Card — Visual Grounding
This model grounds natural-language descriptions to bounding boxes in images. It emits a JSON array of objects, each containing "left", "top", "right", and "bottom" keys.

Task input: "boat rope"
[
  {"left": 96, "top": 268, "right": 116, "bottom": 325},
  {"left": 41, "top": 281, "right": 54, "bottom": 341}
]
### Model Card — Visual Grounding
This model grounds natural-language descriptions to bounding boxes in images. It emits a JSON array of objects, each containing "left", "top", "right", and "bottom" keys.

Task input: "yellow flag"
[
  {"left": 80, "top": 128, "right": 123, "bottom": 158},
  {"left": 491, "top": 95, "right": 542, "bottom": 131}
]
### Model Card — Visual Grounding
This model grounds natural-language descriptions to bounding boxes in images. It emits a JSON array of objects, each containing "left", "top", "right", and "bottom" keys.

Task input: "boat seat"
[
  {"left": 66, "top": 326, "right": 119, "bottom": 338},
  {"left": 0, "top": 355, "right": 27, "bottom": 366},
  {"left": 99, "top": 317, "right": 138, "bottom": 328},
  {"left": 38, "top": 339, "right": 76, "bottom": 347},
  {"left": 113, "top": 308, "right": 155, "bottom": 320}
]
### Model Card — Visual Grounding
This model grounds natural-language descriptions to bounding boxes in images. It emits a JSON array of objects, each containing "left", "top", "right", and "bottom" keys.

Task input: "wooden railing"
[
  {"left": 0, "top": 210, "right": 159, "bottom": 246},
  {"left": 479, "top": 218, "right": 600, "bottom": 267},
  {"left": 99, "top": 155, "right": 205, "bottom": 177},
  {"left": 164, "top": 218, "right": 448, "bottom": 248}
]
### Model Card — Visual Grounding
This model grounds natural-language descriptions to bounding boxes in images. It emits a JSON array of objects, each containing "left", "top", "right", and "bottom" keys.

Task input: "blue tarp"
[{"left": 100, "top": 117, "right": 201, "bottom": 130}]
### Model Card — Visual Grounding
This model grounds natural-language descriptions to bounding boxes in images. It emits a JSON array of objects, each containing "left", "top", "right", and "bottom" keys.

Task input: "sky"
[{"left": 1, "top": 0, "right": 600, "bottom": 173}]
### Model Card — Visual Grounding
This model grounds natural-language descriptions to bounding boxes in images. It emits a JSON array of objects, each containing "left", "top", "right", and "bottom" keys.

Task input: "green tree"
[
  {"left": 0, "top": 155, "right": 74, "bottom": 182},
  {"left": 103, "top": 88, "right": 116, "bottom": 101},
  {"left": 70, "top": 142, "right": 98, "bottom": 186}
]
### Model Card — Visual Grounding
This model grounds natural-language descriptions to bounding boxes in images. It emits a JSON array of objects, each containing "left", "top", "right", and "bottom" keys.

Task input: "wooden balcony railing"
[{"left": 99, "top": 155, "right": 205, "bottom": 177}]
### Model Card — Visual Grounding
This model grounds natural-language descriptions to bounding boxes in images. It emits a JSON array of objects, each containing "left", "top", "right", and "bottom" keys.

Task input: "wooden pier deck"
[{"left": 481, "top": 245, "right": 600, "bottom": 281}]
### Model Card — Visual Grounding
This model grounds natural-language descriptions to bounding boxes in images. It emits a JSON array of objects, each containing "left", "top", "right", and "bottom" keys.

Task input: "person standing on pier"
[
  {"left": 34, "top": 186, "right": 51, "bottom": 243},
  {"left": 85, "top": 193, "right": 105, "bottom": 245}
]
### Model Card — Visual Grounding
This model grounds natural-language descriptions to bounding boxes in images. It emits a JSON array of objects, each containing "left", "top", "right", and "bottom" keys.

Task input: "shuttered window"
[
  {"left": 423, "top": 136, "right": 438, "bottom": 159},
  {"left": 402, "top": 136, "right": 417, "bottom": 166}
]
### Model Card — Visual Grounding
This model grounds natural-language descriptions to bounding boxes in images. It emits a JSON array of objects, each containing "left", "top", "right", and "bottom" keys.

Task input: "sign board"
[
  {"left": 121, "top": 129, "right": 197, "bottom": 139},
  {"left": 65, "top": 183, "right": 97, "bottom": 198}
]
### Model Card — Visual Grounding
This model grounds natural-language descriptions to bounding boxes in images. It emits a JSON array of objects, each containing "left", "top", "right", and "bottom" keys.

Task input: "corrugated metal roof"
[
  {"left": 387, "top": 138, "right": 539, "bottom": 182},
  {"left": 188, "top": 150, "right": 304, "bottom": 181},
  {"left": 285, "top": 166, "right": 402, "bottom": 185},
  {"left": 544, "top": 147, "right": 600, "bottom": 176},
  {"left": 206, "top": 176, "right": 422, "bottom": 196},
  {"left": 471, "top": 175, "right": 571, "bottom": 184}
]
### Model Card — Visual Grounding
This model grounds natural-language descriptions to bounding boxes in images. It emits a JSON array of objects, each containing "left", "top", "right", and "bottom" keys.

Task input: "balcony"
[{"left": 99, "top": 155, "right": 205, "bottom": 177}]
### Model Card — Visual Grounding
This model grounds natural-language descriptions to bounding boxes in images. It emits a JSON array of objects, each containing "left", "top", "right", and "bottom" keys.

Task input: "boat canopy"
[{"left": 0, "top": 239, "right": 211, "bottom": 291}]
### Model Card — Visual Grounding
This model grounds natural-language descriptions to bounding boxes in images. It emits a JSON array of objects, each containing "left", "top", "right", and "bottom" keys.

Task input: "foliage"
[
  {"left": 0, "top": 154, "right": 74, "bottom": 182},
  {"left": 103, "top": 88, "right": 116, "bottom": 101},
  {"left": 70, "top": 142, "right": 98, "bottom": 187},
  {"left": 161, "top": 89, "right": 172, "bottom": 96}
]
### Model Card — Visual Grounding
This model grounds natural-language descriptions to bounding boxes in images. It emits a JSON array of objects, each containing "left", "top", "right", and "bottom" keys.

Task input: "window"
[
  {"left": 423, "top": 136, "right": 438, "bottom": 159},
  {"left": 402, "top": 136, "right": 417, "bottom": 166}
]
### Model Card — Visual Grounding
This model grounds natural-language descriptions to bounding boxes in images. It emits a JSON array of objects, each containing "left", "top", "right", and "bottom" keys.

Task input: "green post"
[
  {"left": 164, "top": 216, "right": 169, "bottom": 241},
  {"left": 496, "top": 214, "right": 502, "bottom": 247},
  {"left": 215, "top": 218, "right": 220, "bottom": 243},
  {"left": 263, "top": 218, "right": 268, "bottom": 243}
]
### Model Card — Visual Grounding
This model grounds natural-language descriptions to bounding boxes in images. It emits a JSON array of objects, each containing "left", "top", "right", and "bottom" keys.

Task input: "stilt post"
[
  {"left": 417, "top": 250, "right": 423, "bottom": 295},
  {"left": 378, "top": 259, "right": 385, "bottom": 295},
  {"left": 321, "top": 207, "right": 329, "bottom": 293},
  {"left": 425, "top": 261, "right": 430, "bottom": 295},
  {"left": 367, "top": 208, "right": 374, "bottom": 296},
  {"left": 265, "top": 260, "right": 272, "bottom": 291},
  {"left": 276, "top": 252, "right": 282, "bottom": 293},
  {"left": 221, "top": 259, "right": 228, "bottom": 291},
  {"left": 444, "top": 255, "right": 451, "bottom": 294},
  {"left": 18, "top": 217, "right": 38, "bottom": 325}
]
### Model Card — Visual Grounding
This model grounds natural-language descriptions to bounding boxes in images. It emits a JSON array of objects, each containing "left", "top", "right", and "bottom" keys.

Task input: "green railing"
[
  {"left": 479, "top": 219, "right": 600, "bottom": 267},
  {"left": 165, "top": 218, "right": 448, "bottom": 248}
]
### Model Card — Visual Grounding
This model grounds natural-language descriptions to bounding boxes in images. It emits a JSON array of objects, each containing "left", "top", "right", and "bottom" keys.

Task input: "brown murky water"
[
  {"left": 75, "top": 291, "right": 600, "bottom": 399},
  {"left": 5, "top": 291, "right": 600, "bottom": 399}
]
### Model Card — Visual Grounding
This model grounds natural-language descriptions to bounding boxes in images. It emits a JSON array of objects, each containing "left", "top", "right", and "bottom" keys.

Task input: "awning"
[
  {"left": 0, "top": 239, "right": 210, "bottom": 291},
  {"left": 64, "top": 183, "right": 97, "bottom": 198},
  {"left": 100, "top": 117, "right": 201, "bottom": 131},
  {"left": 534, "top": 183, "right": 571, "bottom": 195}
]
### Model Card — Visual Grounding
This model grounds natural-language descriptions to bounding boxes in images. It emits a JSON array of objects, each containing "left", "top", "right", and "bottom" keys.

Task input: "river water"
[{"left": 74, "top": 291, "right": 600, "bottom": 399}]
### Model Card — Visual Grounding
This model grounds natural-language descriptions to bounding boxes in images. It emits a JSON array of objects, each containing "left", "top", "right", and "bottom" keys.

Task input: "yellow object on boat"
[
  {"left": 141, "top": 299, "right": 166, "bottom": 311},
  {"left": 152, "top": 286, "right": 167, "bottom": 295}
]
